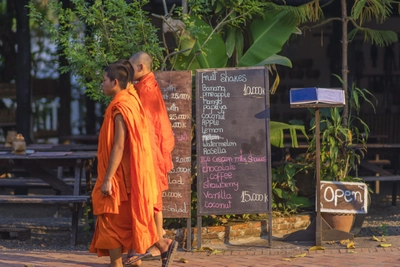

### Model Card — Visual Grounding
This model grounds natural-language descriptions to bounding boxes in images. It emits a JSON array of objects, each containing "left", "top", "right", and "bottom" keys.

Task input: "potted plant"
[{"left": 304, "top": 78, "right": 376, "bottom": 232}]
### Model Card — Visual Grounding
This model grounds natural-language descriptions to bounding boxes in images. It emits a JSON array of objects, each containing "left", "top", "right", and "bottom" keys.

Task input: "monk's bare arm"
[{"left": 101, "top": 113, "right": 127, "bottom": 196}]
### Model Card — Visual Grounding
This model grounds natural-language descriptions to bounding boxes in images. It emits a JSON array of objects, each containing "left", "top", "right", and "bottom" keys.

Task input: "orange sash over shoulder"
[
  {"left": 135, "top": 72, "right": 175, "bottom": 191},
  {"left": 92, "top": 87, "right": 158, "bottom": 253}
]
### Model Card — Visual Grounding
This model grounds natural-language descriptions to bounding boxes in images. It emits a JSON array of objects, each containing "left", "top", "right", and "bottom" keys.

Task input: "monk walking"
[
  {"left": 89, "top": 63, "right": 176, "bottom": 267},
  {"left": 123, "top": 52, "right": 176, "bottom": 266}
]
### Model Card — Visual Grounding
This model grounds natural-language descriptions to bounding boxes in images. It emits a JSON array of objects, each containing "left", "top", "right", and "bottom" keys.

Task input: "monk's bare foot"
[
  {"left": 147, "top": 244, "right": 161, "bottom": 257},
  {"left": 157, "top": 237, "right": 172, "bottom": 254},
  {"left": 122, "top": 257, "right": 141, "bottom": 266},
  {"left": 110, "top": 261, "right": 123, "bottom": 267},
  {"left": 160, "top": 239, "right": 178, "bottom": 267}
]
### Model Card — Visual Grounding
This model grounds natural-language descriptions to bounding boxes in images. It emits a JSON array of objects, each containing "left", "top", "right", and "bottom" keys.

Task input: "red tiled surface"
[{"left": 2, "top": 237, "right": 400, "bottom": 267}]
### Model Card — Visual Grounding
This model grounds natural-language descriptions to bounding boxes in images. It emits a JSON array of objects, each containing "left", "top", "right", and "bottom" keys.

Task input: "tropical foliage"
[
  {"left": 306, "top": 76, "right": 377, "bottom": 182},
  {"left": 272, "top": 162, "right": 313, "bottom": 215},
  {"left": 167, "top": 1, "right": 299, "bottom": 93},
  {"left": 292, "top": 0, "right": 398, "bottom": 121},
  {"left": 28, "top": 0, "right": 399, "bottom": 218},
  {"left": 28, "top": 0, "right": 162, "bottom": 103},
  {"left": 170, "top": 10, "right": 298, "bottom": 70}
]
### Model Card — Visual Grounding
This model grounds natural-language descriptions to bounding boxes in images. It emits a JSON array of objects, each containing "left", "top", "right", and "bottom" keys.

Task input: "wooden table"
[
  {"left": 0, "top": 151, "right": 97, "bottom": 195},
  {"left": 284, "top": 142, "right": 400, "bottom": 173},
  {"left": 59, "top": 135, "right": 98, "bottom": 145},
  {"left": 282, "top": 142, "right": 400, "bottom": 205},
  {"left": 0, "top": 151, "right": 97, "bottom": 245},
  {"left": 0, "top": 144, "right": 98, "bottom": 152},
  {"left": 349, "top": 143, "right": 400, "bottom": 174},
  {"left": 350, "top": 143, "right": 400, "bottom": 206}
]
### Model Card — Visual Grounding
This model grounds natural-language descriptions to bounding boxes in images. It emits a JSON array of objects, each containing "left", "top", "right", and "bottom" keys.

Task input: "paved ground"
[
  {"left": 1, "top": 184, "right": 399, "bottom": 266},
  {"left": 2, "top": 235, "right": 400, "bottom": 267}
]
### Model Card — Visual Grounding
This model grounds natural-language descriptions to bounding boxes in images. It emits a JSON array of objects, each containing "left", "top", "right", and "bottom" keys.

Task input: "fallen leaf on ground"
[
  {"left": 282, "top": 258, "right": 292, "bottom": 261},
  {"left": 371, "top": 235, "right": 380, "bottom": 242},
  {"left": 209, "top": 249, "right": 224, "bottom": 255},
  {"left": 340, "top": 239, "right": 350, "bottom": 245},
  {"left": 379, "top": 243, "right": 392, "bottom": 247},
  {"left": 347, "top": 241, "right": 355, "bottom": 249},
  {"left": 372, "top": 235, "right": 388, "bottom": 242},
  {"left": 193, "top": 247, "right": 214, "bottom": 252},
  {"left": 179, "top": 257, "right": 188, "bottom": 263},
  {"left": 326, "top": 241, "right": 335, "bottom": 245},
  {"left": 347, "top": 250, "right": 357, "bottom": 253},
  {"left": 200, "top": 246, "right": 214, "bottom": 251},
  {"left": 309, "top": 246, "right": 326, "bottom": 251},
  {"left": 291, "top": 253, "right": 307, "bottom": 258}
]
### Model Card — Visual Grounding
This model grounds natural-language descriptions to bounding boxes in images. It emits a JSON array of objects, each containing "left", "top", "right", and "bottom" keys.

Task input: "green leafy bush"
[
  {"left": 272, "top": 162, "right": 313, "bottom": 215},
  {"left": 29, "top": 0, "right": 162, "bottom": 104}
]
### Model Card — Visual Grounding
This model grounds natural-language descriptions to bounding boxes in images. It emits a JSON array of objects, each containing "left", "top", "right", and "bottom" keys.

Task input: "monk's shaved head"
[
  {"left": 129, "top": 51, "right": 152, "bottom": 70},
  {"left": 129, "top": 51, "right": 153, "bottom": 81}
]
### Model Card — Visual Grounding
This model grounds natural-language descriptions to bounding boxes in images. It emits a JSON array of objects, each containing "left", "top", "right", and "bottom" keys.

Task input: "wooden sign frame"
[
  {"left": 319, "top": 181, "right": 368, "bottom": 214},
  {"left": 195, "top": 66, "right": 272, "bottom": 249},
  {"left": 154, "top": 71, "right": 192, "bottom": 219},
  {"left": 195, "top": 66, "right": 272, "bottom": 216}
]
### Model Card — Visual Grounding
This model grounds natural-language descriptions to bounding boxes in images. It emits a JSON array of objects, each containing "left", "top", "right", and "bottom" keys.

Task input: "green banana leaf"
[
  {"left": 225, "top": 26, "right": 236, "bottom": 58},
  {"left": 172, "top": 15, "right": 228, "bottom": 71},
  {"left": 235, "top": 27, "right": 244, "bottom": 62},
  {"left": 179, "top": 33, "right": 196, "bottom": 56},
  {"left": 237, "top": 11, "right": 298, "bottom": 67},
  {"left": 256, "top": 54, "right": 292, "bottom": 68}
]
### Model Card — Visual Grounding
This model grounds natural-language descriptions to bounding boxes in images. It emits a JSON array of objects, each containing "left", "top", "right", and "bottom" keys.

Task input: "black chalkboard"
[
  {"left": 196, "top": 67, "right": 271, "bottom": 215},
  {"left": 155, "top": 71, "right": 192, "bottom": 218}
]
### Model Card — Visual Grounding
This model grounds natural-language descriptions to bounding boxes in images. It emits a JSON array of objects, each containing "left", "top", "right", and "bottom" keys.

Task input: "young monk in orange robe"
[
  {"left": 89, "top": 63, "right": 159, "bottom": 267},
  {"left": 128, "top": 52, "right": 177, "bottom": 266}
]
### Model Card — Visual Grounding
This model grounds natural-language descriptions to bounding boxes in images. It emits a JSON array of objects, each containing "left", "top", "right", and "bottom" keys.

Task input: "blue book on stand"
[{"left": 290, "top": 87, "right": 345, "bottom": 105}]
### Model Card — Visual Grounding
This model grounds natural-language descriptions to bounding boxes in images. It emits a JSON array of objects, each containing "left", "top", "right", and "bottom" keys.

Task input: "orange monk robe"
[
  {"left": 135, "top": 72, "right": 175, "bottom": 195},
  {"left": 89, "top": 87, "right": 158, "bottom": 256}
]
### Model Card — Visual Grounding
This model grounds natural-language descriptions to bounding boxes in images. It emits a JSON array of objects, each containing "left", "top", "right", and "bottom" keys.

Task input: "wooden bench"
[
  {"left": 364, "top": 159, "right": 392, "bottom": 196},
  {"left": 0, "top": 177, "right": 96, "bottom": 194},
  {"left": 360, "top": 175, "right": 400, "bottom": 206},
  {"left": 0, "top": 195, "right": 91, "bottom": 245},
  {"left": 0, "top": 178, "right": 52, "bottom": 189}
]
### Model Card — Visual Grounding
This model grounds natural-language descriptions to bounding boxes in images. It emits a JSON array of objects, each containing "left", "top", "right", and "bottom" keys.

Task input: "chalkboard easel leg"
[
  {"left": 186, "top": 218, "right": 192, "bottom": 251},
  {"left": 197, "top": 216, "right": 202, "bottom": 249},
  {"left": 268, "top": 212, "right": 272, "bottom": 247}
]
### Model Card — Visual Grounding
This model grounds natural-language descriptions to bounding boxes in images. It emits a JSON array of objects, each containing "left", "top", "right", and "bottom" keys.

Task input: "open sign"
[{"left": 319, "top": 181, "right": 368, "bottom": 214}]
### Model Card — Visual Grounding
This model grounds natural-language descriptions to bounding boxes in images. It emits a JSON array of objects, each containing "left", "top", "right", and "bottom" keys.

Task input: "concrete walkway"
[{"left": 1, "top": 235, "right": 400, "bottom": 267}]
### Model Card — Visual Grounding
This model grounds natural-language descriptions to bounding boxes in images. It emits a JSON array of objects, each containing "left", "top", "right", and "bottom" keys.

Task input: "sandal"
[
  {"left": 123, "top": 252, "right": 151, "bottom": 266},
  {"left": 142, "top": 245, "right": 161, "bottom": 261},
  {"left": 161, "top": 240, "right": 178, "bottom": 267}
]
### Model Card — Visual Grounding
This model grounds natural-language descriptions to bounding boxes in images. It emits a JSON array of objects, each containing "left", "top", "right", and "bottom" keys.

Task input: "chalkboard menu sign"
[
  {"left": 320, "top": 181, "right": 368, "bottom": 214},
  {"left": 196, "top": 67, "right": 271, "bottom": 215},
  {"left": 155, "top": 71, "right": 192, "bottom": 218}
]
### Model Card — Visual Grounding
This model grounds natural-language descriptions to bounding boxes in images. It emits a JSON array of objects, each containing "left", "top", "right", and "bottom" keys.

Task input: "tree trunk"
[
  {"left": 0, "top": 0, "right": 17, "bottom": 82},
  {"left": 58, "top": 53, "right": 71, "bottom": 138},
  {"left": 341, "top": 0, "right": 349, "bottom": 126},
  {"left": 15, "top": 0, "right": 32, "bottom": 144},
  {"left": 58, "top": 0, "right": 72, "bottom": 138},
  {"left": 85, "top": 96, "right": 96, "bottom": 135}
]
